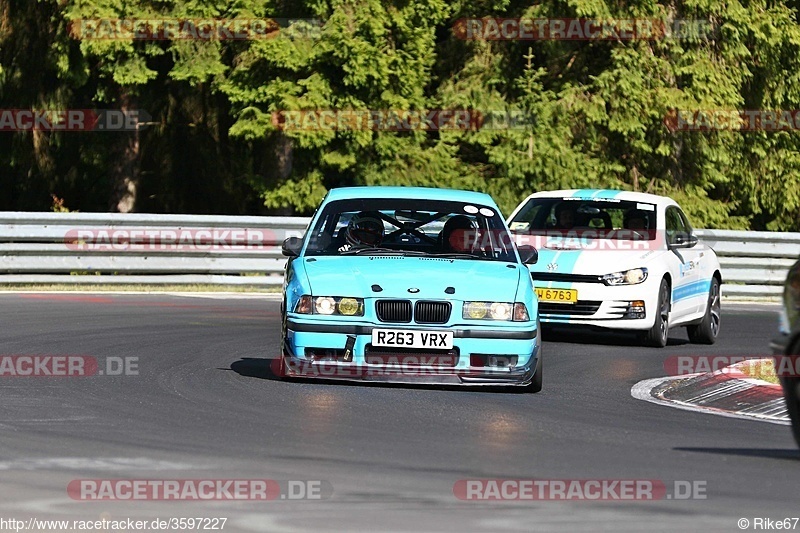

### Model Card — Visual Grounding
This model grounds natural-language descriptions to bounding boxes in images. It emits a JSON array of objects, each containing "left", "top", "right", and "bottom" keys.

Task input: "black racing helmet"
[{"left": 344, "top": 211, "right": 384, "bottom": 247}]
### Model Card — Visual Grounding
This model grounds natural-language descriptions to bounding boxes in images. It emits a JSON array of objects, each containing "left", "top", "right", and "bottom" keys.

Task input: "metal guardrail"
[
  {"left": 0, "top": 212, "right": 309, "bottom": 287},
  {"left": 696, "top": 229, "right": 798, "bottom": 298},
  {"left": 0, "top": 213, "right": 792, "bottom": 297}
]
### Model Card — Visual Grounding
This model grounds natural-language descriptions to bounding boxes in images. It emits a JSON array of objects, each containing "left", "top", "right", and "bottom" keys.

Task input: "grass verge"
[{"left": 738, "top": 358, "right": 780, "bottom": 384}]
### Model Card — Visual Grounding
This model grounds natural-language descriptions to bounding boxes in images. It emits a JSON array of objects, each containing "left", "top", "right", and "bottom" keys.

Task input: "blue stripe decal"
[
  {"left": 594, "top": 190, "right": 623, "bottom": 199},
  {"left": 539, "top": 249, "right": 583, "bottom": 325},
  {"left": 554, "top": 251, "right": 582, "bottom": 286},
  {"left": 672, "top": 279, "right": 711, "bottom": 302},
  {"left": 570, "top": 189, "right": 622, "bottom": 200},
  {"left": 540, "top": 189, "right": 621, "bottom": 323},
  {"left": 571, "top": 189, "right": 597, "bottom": 199},
  {"left": 542, "top": 317, "right": 572, "bottom": 324},
  {"left": 533, "top": 250, "right": 583, "bottom": 291}
]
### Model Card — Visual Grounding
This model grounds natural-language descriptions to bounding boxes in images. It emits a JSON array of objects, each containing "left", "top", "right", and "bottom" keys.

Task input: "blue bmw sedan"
[{"left": 277, "top": 186, "right": 542, "bottom": 391}]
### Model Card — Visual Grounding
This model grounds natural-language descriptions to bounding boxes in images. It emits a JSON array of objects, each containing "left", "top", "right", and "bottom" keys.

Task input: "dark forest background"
[{"left": 2, "top": 0, "right": 800, "bottom": 230}]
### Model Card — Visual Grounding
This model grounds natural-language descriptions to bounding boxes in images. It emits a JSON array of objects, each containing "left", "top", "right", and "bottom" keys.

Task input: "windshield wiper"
[
  {"left": 340, "top": 247, "right": 483, "bottom": 259},
  {"left": 430, "top": 253, "right": 482, "bottom": 260},
  {"left": 341, "top": 247, "right": 434, "bottom": 256},
  {"left": 340, "top": 248, "right": 446, "bottom": 257},
  {"left": 339, "top": 247, "right": 402, "bottom": 255}
]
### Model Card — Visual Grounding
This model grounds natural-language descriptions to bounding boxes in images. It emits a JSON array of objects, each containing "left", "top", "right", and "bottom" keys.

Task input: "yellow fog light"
[
  {"left": 338, "top": 297, "right": 361, "bottom": 316},
  {"left": 464, "top": 302, "right": 488, "bottom": 319}
]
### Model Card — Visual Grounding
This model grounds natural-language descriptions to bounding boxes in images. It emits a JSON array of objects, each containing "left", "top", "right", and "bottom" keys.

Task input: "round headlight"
[
  {"left": 490, "top": 303, "right": 511, "bottom": 320},
  {"left": 338, "top": 297, "right": 360, "bottom": 316},
  {"left": 464, "top": 302, "right": 488, "bottom": 319},
  {"left": 314, "top": 297, "right": 336, "bottom": 315},
  {"left": 624, "top": 268, "right": 646, "bottom": 284}
]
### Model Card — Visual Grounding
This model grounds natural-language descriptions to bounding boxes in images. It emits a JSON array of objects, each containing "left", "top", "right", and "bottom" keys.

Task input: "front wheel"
[
  {"left": 687, "top": 277, "right": 721, "bottom": 344},
  {"left": 273, "top": 302, "right": 289, "bottom": 379},
  {"left": 642, "top": 279, "right": 670, "bottom": 348},
  {"left": 523, "top": 351, "right": 543, "bottom": 393},
  {"left": 781, "top": 377, "right": 800, "bottom": 449}
]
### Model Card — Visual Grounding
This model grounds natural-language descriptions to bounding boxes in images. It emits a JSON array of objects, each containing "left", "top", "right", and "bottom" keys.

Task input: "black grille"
[
  {"left": 414, "top": 301, "right": 451, "bottom": 324},
  {"left": 376, "top": 300, "right": 412, "bottom": 323},
  {"left": 532, "top": 273, "right": 602, "bottom": 283},
  {"left": 538, "top": 300, "right": 602, "bottom": 316}
]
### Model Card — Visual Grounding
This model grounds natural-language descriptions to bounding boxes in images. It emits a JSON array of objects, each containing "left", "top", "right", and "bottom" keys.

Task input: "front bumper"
[
  {"left": 534, "top": 281, "right": 659, "bottom": 330},
  {"left": 282, "top": 318, "right": 540, "bottom": 386}
]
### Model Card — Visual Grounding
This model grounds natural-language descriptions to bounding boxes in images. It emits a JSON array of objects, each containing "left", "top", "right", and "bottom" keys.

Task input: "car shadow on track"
[
  {"left": 227, "top": 358, "right": 533, "bottom": 394},
  {"left": 543, "top": 325, "right": 690, "bottom": 347},
  {"left": 229, "top": 357, "right": 276, "bottom": 380},
  {"left": 674, "top": 447, "right": 800, "bottom": 461}
]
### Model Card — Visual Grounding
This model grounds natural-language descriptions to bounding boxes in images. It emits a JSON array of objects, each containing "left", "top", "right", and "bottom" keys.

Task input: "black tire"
[
  {"left": 275, "top": 300, "right": 289, "bottom": 379},
  {"left": 687, "top": 277, "right": 721, "bottom": 344},
  {"left": 642, "top": 278, "right": 670, "bottom": 348},
  {"left": 781, "top": 377, "right": 800, "bottom": 449},
  {"left": 524, "top": 351, "right": 543, "bottom": 393}
]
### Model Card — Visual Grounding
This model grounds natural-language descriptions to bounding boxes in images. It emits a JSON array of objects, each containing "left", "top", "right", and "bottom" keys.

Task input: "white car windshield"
[{"left": 509, "top": 197, "right": 657, "bottom": 240}]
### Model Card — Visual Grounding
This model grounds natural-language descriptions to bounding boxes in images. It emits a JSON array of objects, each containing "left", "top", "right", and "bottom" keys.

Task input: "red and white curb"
[{"left": 632, "top": 359, "right": 789, "bottom": 425}]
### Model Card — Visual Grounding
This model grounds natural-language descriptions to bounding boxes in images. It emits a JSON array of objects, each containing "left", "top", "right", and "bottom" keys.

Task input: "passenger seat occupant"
[
  {"left": 441, "top": 215, "right": 477, "bottom": 253},
  {"left": 338, "top": 212, "right": 384, "bottom": 252}
]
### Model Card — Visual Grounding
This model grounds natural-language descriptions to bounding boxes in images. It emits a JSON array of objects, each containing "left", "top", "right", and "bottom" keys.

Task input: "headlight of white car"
[
  {"left": 601, "top": 267, "right": 648, "bottom": 286},
  {"left": 463, "top": 302, "right": 530, "bottom": 321}
]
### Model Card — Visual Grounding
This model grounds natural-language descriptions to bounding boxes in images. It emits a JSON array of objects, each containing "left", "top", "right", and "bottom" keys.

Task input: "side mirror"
[
  {"left": 671, "top": 233, "right": 698, "bottom": 249},
  {"left": 281, "top": 236, "right": 303, "bottom": 257},
  {"left": 517, "top": 245, "right": 538, "bottom": 265}
]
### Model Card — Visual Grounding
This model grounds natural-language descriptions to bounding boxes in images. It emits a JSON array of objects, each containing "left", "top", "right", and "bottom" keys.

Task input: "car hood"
[
  {"left": 530, "top": 245, "right": 665, "bottom": 276},
  {"left": 301, "top": 256, "right": 522, "bottom": 301}
]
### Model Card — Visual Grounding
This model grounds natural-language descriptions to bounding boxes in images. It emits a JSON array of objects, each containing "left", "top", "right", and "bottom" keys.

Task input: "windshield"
[
  {"left": 304, "top": 198, "right": 517, "bottom": 262},
  {"left": 508, "top": 197, "right": 657, "bottom": 240}
]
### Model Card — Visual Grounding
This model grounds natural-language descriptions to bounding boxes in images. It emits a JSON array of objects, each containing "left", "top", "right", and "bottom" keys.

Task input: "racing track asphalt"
[{"left": 0, "top": 293, "right": 796, "bottom": 532}]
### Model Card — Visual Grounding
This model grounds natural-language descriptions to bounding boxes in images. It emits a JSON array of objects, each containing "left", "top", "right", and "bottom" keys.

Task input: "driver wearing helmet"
[
  {"left": 440, "top": 215, "right": 478, "bottom": 253},
  {"left": 338, "top": 211, "right": 384, "bottom": 252},
  {"left": 553, "top": 202, "right": 577, "bottom": 229}
]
